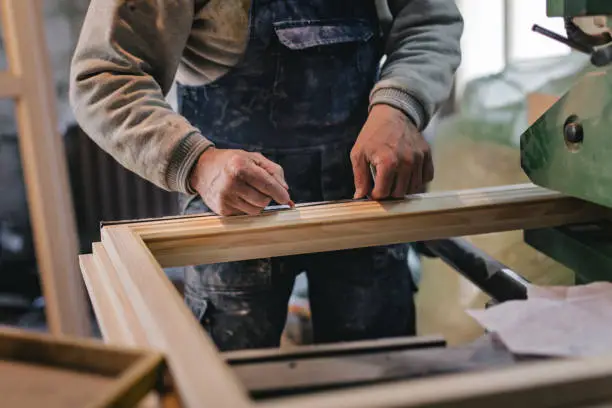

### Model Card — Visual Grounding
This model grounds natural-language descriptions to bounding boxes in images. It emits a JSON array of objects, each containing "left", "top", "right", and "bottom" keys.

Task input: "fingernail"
[{"left": 288, "top": 200, "right": 296, "bottom": 208}]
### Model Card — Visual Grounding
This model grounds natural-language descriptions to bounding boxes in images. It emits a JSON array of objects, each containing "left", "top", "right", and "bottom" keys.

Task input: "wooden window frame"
[{"left": 80, "top": 183, "right": 612, "bottom": 407}]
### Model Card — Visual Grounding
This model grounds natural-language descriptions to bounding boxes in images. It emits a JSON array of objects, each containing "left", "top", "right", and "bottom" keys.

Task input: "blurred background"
[{"left": 0, "top": 0, "right": 589, "bottom": 343}]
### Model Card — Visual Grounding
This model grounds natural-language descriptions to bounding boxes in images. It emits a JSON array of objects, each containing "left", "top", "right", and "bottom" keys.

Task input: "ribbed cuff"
[
  {"left": 370, "top": 88, "right": 427, "bottom": 131},
  {"left": 166, "top": 131, "right": 214, "bottom": 195}
]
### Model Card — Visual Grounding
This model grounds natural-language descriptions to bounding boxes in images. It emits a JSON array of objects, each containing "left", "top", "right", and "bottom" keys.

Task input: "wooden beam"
[
  {"left": 126, "top": 184, "right": 606, "bottom": 268},
  {"left": 101, "top": 227, "right": 250, "bottom": 408},
  {"left": 257, "top": 354, "right": 612, "bottom": 408},
  {"left": 79, "top": 255, "right": 125, "bottom": 344},
  {"left": 224, "top": 335, "right": 446, "bottom": 364},
  {"left": 92, "top": 243, "right": 151, "bottom": 347},
  {"left": 0, "top": 71, "right": 21, "bottom": 98},
  {"left": 80, "top": 251, "right": 181, "bottom": 408},
  {"left": 0, "top": 0, "right": 90, "bottom": 336},
  {"left": 0, "top": 327, "right": 164, "bottom": 408}
]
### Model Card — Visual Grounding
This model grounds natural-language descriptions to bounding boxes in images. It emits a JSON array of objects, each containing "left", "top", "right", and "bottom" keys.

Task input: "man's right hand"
[{"left": 189, "top": 148, "right": 291, "bottom": 216}]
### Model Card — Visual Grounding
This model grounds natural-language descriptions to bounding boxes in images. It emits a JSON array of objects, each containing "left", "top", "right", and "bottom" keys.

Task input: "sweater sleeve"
[
  {"left": 69, "top": 0, "right": 213, "bottom": 194},
  {"left": 370, "top": 0, "right": 464, "bottom": 130}
]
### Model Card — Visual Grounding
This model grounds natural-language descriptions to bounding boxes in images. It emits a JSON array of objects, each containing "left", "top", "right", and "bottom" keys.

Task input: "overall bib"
[{"left": 177, "top": 0, "right": 416, "bottom": 351}]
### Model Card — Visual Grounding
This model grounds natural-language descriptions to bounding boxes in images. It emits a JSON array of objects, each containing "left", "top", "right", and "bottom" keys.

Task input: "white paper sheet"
[{"left": 467, "top": 282, "right": 612, "bottom": 357}]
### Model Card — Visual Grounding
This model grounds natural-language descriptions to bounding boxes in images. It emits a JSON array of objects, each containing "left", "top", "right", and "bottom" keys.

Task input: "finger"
[
  {"left": 371, "top": 161, "right": 396, "bottom": 200},
  {"left": 408, "top": 154, "right": 423, "bottom": 195},
  {"left": 242, "top": 161, "right": 291, "bottom": 204},
  {"left": 423, "top": 151, "right": 435, "bottom": 184},
  {"left": 351, "top": 151, "right": 372, "bottom": 199},
  {"left": 235, "top": 182, "right": 271, "bottom": 209},
  {"left": 230, "top": 196, "right": 265, "bottom": 216},
  {"left": 216, "top": 203, "right": 244, "bottom": 217},
  {"left": 251, "top": 153, "right": 289, "bottom": 189},
  {"left": 392, "top": 164, "right": 411, "bottom": 199}
]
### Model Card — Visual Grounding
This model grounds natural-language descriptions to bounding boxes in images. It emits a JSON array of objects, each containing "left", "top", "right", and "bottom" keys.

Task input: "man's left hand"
[{"left": 351, "top": 104, "right": 434, "bottom": 200}]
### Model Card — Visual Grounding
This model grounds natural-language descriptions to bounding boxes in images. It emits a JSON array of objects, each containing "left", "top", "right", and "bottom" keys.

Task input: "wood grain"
[
  {"left": 101, "top": 227, "right": 250, "bottom": 408},
  {"left": 0, "top": 360, "right": 113, "bottom": 408},
  {"left": 80, "top": 254, "right": 126, "bottom": 344},
  {"left": 93, "top": 243, "right": 151, "bottom": 347},
  {"left": 126, "top": 184, "right": 606, "bottom": 267},
  {"left": 0, "top": 327, "right": 164, "bottom": 408},
  {"left": 257, "top": 353, "right": 612, "bottom": 408},
  {"left": 0, "top": 71, "right": 21, "bottom": 97},
  {"left": 225, "top": 335, "right": 445, "bottom": 364},
  {"left": 0, "top": 0, "right": 90, "bottom": 336},
  {"left": 80, "top": 252, "right": 179, "bottom": 408}
]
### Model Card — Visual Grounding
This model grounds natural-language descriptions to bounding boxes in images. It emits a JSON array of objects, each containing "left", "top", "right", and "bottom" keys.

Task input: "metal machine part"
[
  {"left": 525, "top": 222, "right": 612, "bottom": 284},
  {"left": 422, "top": 238, "right": 529, "bottom": 303},
  {"left": 522, "top": 6, "right": 612, "bottom": 208},
  {"left": 547, "top": 0, "right": 611, "bottom": 18},
  {"left": 521, "top": 1, "right": 612, "bottom": 283}
]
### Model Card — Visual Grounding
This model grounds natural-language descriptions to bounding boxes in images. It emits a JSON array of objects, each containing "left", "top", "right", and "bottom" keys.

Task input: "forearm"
[
  {"left": 69, "top": 0, "right": 211, "bottom": 194},
  {"left": 371, "top": 0, "right": 464, "bottom": 130}
]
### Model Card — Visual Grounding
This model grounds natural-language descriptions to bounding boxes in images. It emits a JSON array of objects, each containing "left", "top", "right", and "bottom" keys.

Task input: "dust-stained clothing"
[{"left": 70, "top": 0, "right": 463, "bottom": 194}]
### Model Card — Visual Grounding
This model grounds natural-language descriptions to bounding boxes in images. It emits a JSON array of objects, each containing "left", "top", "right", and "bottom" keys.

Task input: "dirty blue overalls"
[{"left": 177, "top": 0, "right": 416, "bottom": 351}]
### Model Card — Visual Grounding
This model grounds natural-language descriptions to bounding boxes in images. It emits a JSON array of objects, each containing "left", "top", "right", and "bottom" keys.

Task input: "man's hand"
[
  {"left": 351, "top": 105, "right": 434, "bottom": 200},
  {"left": 190, "top": 148, "right": 291, "bottom": 216}
]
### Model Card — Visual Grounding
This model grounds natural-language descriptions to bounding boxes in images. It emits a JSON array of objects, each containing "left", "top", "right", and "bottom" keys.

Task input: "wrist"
[
  {"left": 370, "top": 104, "right": 417, "bottom": 131},
  {"left": 370, "top": 104, "right": 410, "bottom": 122},
  {"left": 188, "top": 146, "right": 216, "bottom": 194},
  {"left": 369, "top": 87, "right": 426, "bottom": 130}
]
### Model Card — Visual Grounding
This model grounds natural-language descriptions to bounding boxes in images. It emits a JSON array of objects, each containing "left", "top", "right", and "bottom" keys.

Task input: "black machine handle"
[{"left": 421, "top": 238, "right": 529, "bottom": 303}]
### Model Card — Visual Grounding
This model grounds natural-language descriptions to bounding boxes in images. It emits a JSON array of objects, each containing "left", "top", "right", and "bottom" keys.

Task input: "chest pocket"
[{"left": 270, "top": 19, "right": 381, "bottom": 129}]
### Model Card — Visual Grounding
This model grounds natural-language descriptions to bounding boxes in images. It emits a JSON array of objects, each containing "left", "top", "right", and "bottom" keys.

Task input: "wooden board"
[
  {"left": 79, "top": 255, "right": 125, "bottom": 344},
  {"left": 0, "top": 71, "right": 21, "bottom": 98},
  {"left": 233, "top": 336, "right": 518, "bottom": 399},
  {"left": 130, "top": 184, "right": 605, "bottom": 267},
  {"left": 101, "top": 227, "right": 250, "bottom": 408},
  {"left": 0, "top": 0, "right": 90, "bottom": 336},
  {"left": 225, "top": 335, "right": 446, "bottom": 364},
  {"left": 79, "top": 254, "right": 176, "bottom": 408},
  {"left": 0, "top": 360, "right": 115, "bottom": 408},
  {"left": 0, "top": 327, "right": 164, "bottom": 407}
]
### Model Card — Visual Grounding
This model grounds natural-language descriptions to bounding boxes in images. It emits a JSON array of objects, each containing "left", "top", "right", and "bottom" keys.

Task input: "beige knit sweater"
[{"left": 70, "top": 0, "right": 463, "bottom": 194}]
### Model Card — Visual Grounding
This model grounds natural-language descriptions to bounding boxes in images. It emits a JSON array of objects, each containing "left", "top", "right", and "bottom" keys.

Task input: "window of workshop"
[{"left": 456, "top": 0, "right": 570, "bottom": 98}]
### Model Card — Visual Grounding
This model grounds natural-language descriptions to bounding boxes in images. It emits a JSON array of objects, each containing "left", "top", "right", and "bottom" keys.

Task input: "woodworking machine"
[
  {"left": 420, "top": 1, "right": 612, "bottom": 301},
  {"left": 521, "top": 0, "right": 612, "bottom": 284}
]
